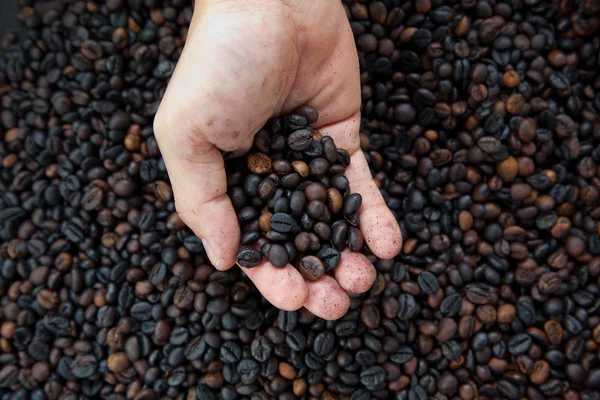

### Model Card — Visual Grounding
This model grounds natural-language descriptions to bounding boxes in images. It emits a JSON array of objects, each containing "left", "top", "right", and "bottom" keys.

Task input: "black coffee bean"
[
  {"left": 548, "top": 71, "right": 569, "bottom": 91},
  {"left": 250, "top": 337, "right": 273, "bottom": 362},
  {"left": 316, "top": 246, "right": 341, "bottom": 272},
  {"left": 241, "top": 231, "right": 261, "bottom": 246},
  {"left": 337, "top": 149, "right": 351, "bottom": 167},
  {"left": 508, "top": 333, "right": 532, "bottom": 355},
  {"left": 220, "top": 342, "right": 242, "bottom": 364},
  {"left": 313, "top": 331, "right": 335, "bottom": 356},
  {"left": 417, "top": 271, "right": 439, "bottom": 295},
  {"left": 397, "top": 293, "right": 417, "bottom": 320},
  {"left": 277, "top": 311, "right": 297, "bottom": 332},
  {"left": 237, "top": 358, "right": 260, "bottom": 383},
  {"left": 288, "top": 129, "right": 313, "bottom": 150},
  {"left": 70, "top": 355, "right": 98, "bottom": 378},
  {"left": 390, "top": 346, "right": 413, "bottom": 364},
  {"left": 307, "top": 200, "right": 326, "bottom": 219},
  {"left": 289, "top": 190, "right": 306, "bottom": 217},
  {"left": 440, "top": 293, "right": 462, "bottom": 317},
  {"left": 236, "top": 248, "right": 262, "bottom": 268},
  {"left": 343, "top": 193, "right": 362, "bottom": 215},
  {"left": 347, "top": 226, "right": 364, "bottom": 251},
  {"left": 269, "top": 213, "right": 295, "bottom": 233},
  {"left": 359, "top": 366, "right": 386, "bottom": 389},
  {"left": 285, "top": 330, "right": 307, "bottom": 351},
  {"left": 332, "top": 221, "right": 349, "bottom": 250},
  {"left": 267, "top": 244, "right": 288, "bottom": 268}
]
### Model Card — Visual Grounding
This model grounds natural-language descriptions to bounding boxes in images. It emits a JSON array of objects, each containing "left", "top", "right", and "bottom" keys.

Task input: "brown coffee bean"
[
  {"left": 497, "top": 156, "right": 518, "bottom": 182},
  {"left": 544, "top": 320, "right": 563, "bottom": 345},
  {"left": 497, "top": 304, "right": 516, "bottom": 323},
  {"left": 518, "top": 118, "right": 537, "bottom": 143},
  {"left": 503, "top": 70, "right": 520, "bottom": 87},
  {"left": 327, "top": 188, "right": 343, "bottom": 213},
  {"left": 107, "top": 351, "right": 130, "bottom": 373},
  {"left": 247, "top": 153, "right": 272, "bottom": 174},
  {"left": 530, "top": 360, "right": 550, "bottom": 385}
]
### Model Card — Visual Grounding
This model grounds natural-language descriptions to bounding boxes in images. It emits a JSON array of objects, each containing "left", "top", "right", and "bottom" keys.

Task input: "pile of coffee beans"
[
  {"left": 1, "top": 0, "right": 600, "bottom": 399},
  {"left": 229, "top": 108, "right": 362, "bottom": 280}
]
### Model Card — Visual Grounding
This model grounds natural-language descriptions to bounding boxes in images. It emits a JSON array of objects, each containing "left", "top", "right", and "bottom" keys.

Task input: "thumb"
[{"left": 154, "top": 116, "right": 240, "bottom": 270}]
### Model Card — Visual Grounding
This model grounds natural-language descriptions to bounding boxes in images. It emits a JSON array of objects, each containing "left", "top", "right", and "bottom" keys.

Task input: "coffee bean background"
[{"left": 1, "top": 0, "right": 600, "bottom": 399}]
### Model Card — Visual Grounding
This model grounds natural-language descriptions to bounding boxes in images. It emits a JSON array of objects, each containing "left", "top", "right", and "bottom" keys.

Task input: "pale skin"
[{"left": 154, "top": 0, "right": 403, "bottom": 320}]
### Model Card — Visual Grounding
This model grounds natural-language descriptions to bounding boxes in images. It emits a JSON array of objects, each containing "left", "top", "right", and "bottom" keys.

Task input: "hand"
[{"left": 154, "top": 0, "right": 402, "bottom": 319}]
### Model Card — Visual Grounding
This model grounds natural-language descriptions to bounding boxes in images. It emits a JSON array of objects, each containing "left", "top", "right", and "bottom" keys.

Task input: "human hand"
[{"left": 154, "top": 0, "right": 402, "bottom": 319}]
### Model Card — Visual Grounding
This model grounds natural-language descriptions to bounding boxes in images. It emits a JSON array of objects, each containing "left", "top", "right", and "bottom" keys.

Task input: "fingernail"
[{"left": 201, "top": 238, "right": 220, "bottom": 269}]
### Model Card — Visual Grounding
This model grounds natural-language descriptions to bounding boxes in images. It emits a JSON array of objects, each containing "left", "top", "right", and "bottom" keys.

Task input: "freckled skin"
[{"left": 154, "top": 0, "right": 402, "bottom": 319}]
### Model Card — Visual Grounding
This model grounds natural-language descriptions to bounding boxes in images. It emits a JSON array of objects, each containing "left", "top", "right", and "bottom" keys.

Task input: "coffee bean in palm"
[
  {"left": 241, "top": 231, "right": 261, "bottom": 246},
  {"left": 313, "top": 222, "right": 331, "bottom": 241},
  {"left": 309, "top": 158, "right": 329, "bottom": 178},
  {"left": 280, "top": 173, "right": 301, "bottom": 189},
  {"left": 258, "top": 177, "right": 275, "bottom": 199},
  {"left": 269, "top": 213, "right": 295, "bottom": 233},
  {"left": 331, "top": 174, "right": 349, "bottom": 192},
  {"left": 288, "top": 129, "right": 313, "bottom": 150},
  {"left": 273, "top": 197, "right": 290, "bottom": 214},
  {"left": 307, "top": 200, "right": 326, "bottom": 219},
  {"left": 336, "top": 149, "right": 351, "bottom": 167},
  {"left": 289, "top": 190, "right": 306, "bottom": 216},
  {"left": 298, "top": 256, "right": 325, "bottom": 281},
  {"left": 316, "top": 247, "right": 341, "bottom": 272},
  {"left": 343, "top": 193, "right": 362, "bottom": 215},
  {"left": 236, "top": 248, "right": 262, "bottom": 268},
  {"left": 332, "top": 221, "right": 349, "bottom": 250},
  {"left": 267, "top": 244, "right": 288, "bottom": 268},
  {"left": 347, "top": 226, "right": 363, "bottom": 251},
  {"left": 305, "top": 182, "right": 327, "bottom": 202}
]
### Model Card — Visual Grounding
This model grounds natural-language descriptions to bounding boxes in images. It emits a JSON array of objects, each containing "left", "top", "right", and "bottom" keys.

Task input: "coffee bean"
[
  {"left": 347, "top": 226, "right": 364, "bottom": 251},
  {"left": 236, "top": 248, "right": 263, "bottom": 268},
  {"left": 359, "top": 366, "right": 386, "bottom": 389},
  {"left": 343, "top": 194, "right": 362, "bottom": 215},
  {"left": 268, "top": 244, "right": 288, "bottom": 268},
  {"left": 298, "top": 256, "right": 325, "bottom": 281},
  {"left": 269, "top": 213, "right": 296, "bottom": 233},
  {"left": 277, "top": 311, "right": 297, "bottom": 333},
  {"left": 313, "top": 332, "right": 335, "bottom": 356},
  {"left": 332, "top": 221, "right": 349, "bottom": 250},
  {"left": 288, "top": 130, "right": 313, "bottom": 150},
  {"left": 417, "top": 271, "right": 439, "bottom": 295},
  {"left": 440, "top": 294, "right": 462, "bottom": 317},
  {"left": 316, "top": 247, "right": 341, "bottom": 272},
  {"left": 508, "top": 333, "right": 532, "bottom": 355},
  {"left": 251, "top": 337, "right": 273, "bottom": 362}
]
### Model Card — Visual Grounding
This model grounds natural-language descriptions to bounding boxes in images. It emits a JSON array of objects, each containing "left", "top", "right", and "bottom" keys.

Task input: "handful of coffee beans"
[{"left": 227, "top": 106, "right": 362, "bottom": 280}]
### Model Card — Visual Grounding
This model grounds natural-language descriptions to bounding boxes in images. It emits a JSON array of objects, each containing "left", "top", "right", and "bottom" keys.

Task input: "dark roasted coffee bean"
[
  {"left": 343, "top": 193, "right": 362, "bottom": 215},
  {"left": 270, "top": 213, "right": 296, "bottom": 233},
  {"left": 316, "top": 247, "right": 341, "bottom": 272},
  {"left": 440, "top": 294, "right": 462, "bottom": 317},
  {"left": 332, "top": 221, "right": 349, "bottom": 250},
  {"left": 277, "top": 311, "right": 297, "bottom": 333},
  {"left": 347, "top": 226, "right": 363, "bottom": 251},
  {"left": 417, "top": 271, "right": 439, "bottom": 295},
  {"left": 397, "top": 294, "right": 417, "bottom": 320},
  {"left": 298, "top": 256, "right": 325, "bottom": 281},
  {"left": 236, "top": 248, "right": 262, "bottom": 268},
  {"left": 288, "top": 129, "right": 313, "bottom": 150},
  {"left": 267, "top": 244, "right": 288, "bottom": 268}
]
